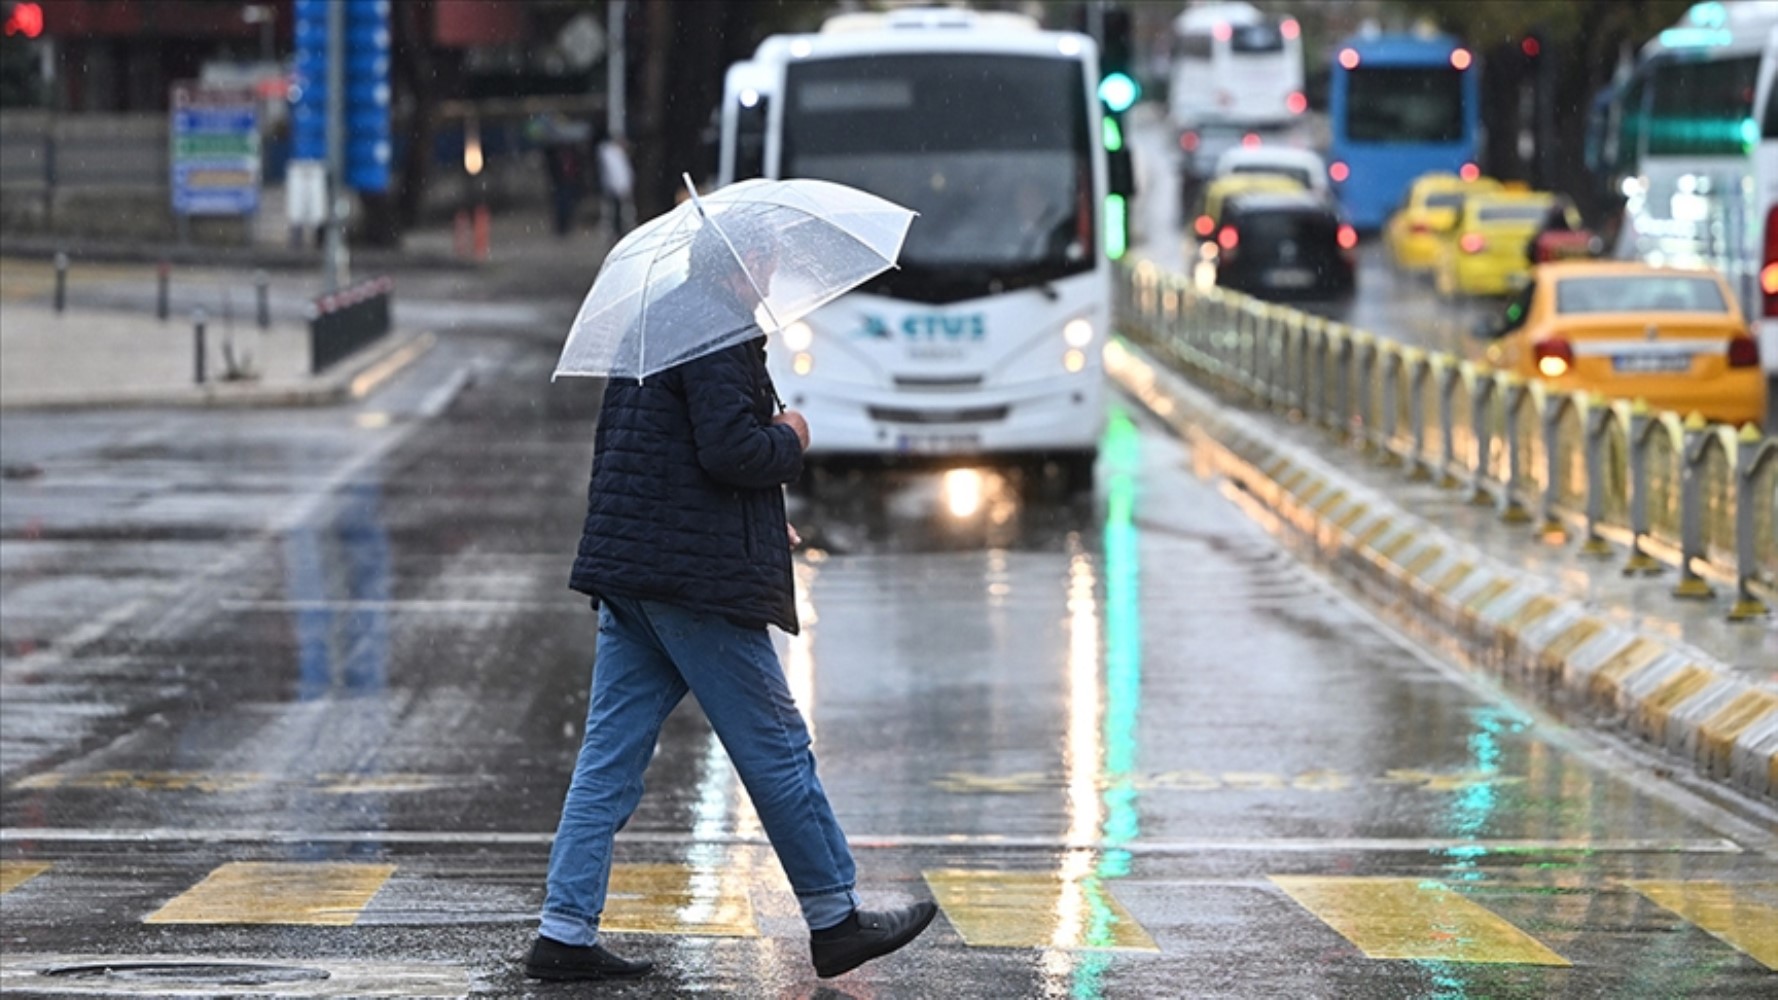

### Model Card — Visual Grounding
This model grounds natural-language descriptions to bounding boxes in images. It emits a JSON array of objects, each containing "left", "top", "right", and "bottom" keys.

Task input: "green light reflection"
[{"left": 1061, "top": 409, "right": 1145, "bottom": 997}]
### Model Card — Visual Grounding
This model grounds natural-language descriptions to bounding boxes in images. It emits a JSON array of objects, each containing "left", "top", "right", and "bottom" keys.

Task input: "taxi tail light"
[
  {"left": 1217, "top": 225, "right": 1240, "bottom": 258},
  {"left": 1460, "top": 233, "right": 1487, "bottom": 254},
  {"left": 1180, "top": 131, "right": 1200, "bottom": 153},
  {"left": 1410, "top": 221, "right": 1430, "bottom": 235},
  {"left": 1195, "top": 214, "right": 1215, "bottom": 237},
  {"left": 1533, "top": 338, "right": 1573, "bottom": 377},
  {"left": 1727, "top": 334, "right": 1760, "bottom": 368},
  {"left": 1762, "top": 205, "right": 1777, "bottom": 318},
  {"left": 1337, "top": 224, "right": 1359, "bottom": 262}
]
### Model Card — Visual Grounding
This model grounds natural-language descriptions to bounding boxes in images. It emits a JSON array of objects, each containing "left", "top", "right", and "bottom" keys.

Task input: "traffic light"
[
  {"left": 3, "top": 3, "right": 44, "bottom": 39},
  {"left": 1097, "top": 4, "right": 1139, "bottom": 113}
]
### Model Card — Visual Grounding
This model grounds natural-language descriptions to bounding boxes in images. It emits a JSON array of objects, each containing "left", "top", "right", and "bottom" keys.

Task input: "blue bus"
[{"left": 1327, "top": 31, "right": 1482, "bottom": 230}]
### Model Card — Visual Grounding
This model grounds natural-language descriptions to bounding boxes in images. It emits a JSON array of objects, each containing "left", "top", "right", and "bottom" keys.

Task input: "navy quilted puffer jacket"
[{"left": 568, "top": 335, "right": 802, "bottom": 634}]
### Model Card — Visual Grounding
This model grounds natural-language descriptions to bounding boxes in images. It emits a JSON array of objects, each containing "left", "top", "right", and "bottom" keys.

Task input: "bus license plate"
[
  {"left": 1267, "top": 268, "right": 1315, "bottom": 288},
  {"left": 1612, "top": 353, "right": 1690, "bottom": 374},
  {"left": 896, "top": 433, "right": 980, "bottom": 454}
]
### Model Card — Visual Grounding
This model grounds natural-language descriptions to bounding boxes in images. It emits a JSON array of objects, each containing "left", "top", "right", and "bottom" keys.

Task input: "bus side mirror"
[{"left": 1109, "top": 146, "right": 1136, "bottom": 199}]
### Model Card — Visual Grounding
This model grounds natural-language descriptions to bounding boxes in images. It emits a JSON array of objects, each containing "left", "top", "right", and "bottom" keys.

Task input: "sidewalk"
[
  {"left": 0, "top": 206, "right": 612, "bottom": 411},
  {"left": 1108, "top": 337, "right": 1778, "bottom": 804}
]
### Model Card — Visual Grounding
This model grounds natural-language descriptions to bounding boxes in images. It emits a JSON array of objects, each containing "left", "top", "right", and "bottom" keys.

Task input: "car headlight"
[
  {"left": 782, "top": 321, "right": 814, "bottom": 352},
  {"left": 1063, "top": 318, "right": 1094, "bottom": 348}
]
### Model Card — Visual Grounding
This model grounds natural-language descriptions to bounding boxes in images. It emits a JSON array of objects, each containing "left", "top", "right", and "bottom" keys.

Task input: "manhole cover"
[{"left": 45, "top": 962, "right": 331, "bottom": 986}]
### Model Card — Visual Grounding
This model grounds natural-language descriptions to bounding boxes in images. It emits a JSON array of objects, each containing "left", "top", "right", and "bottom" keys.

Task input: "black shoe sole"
[
  {"left": 814, "top": 904, "right": 939, "bottom": 979},
  {"left": 524, "top": 963, "right": 653, "bottom": 982}
]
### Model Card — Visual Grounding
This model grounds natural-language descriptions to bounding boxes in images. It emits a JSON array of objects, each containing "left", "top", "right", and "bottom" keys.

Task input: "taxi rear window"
[
  {"left": 1555, "top": 276, "right": 1727, "bottom": 315},
  {"left": 1476, "top": 203, "right": 1549, "bottom": 223}
]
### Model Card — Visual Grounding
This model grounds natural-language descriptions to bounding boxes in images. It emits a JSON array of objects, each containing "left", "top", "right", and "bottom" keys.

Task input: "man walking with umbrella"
[{"left": 528, "top": 179, "right": 934, "bottom": 982}]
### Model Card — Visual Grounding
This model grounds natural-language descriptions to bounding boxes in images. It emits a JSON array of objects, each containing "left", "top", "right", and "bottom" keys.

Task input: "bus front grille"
[{"left": 868, "top": 404, "right": 1010, "bottom": 425}]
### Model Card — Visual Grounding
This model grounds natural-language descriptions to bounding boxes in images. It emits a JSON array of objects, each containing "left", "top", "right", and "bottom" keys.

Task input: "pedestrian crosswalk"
[{"left": 2, "top": 859, "right": 1774, "bottom": 971}]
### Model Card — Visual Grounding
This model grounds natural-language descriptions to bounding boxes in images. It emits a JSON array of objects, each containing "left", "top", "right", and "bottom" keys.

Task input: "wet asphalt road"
[{"left": 5, "top": 213, "right": 1778, "bottom": 996}]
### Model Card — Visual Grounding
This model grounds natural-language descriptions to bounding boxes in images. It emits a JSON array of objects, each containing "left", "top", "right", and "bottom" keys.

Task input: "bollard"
[
  {"left": 1466, "top": 366, "right": 1494, "bottom": 506},
  {"left": 1498, "top": 376, "right": 1531, "bottom": 523},
  {"left": 473, "top": 204, "right": 491, "bottom": 260},
  {"left": 1378, "top": 348, "right": 1400, "bottom": 464},
  {"left": 1539, "top": 395, "right": 1568, "bottom": 541},
  {"left": 53, "top": 251, "right": 68, "bottom": 313},
  {"left": 156, "top": 260, "right": 170, "bottom": 321},
  {"left": 1579, "top": 396, "right": 1613, "bottom": 556},
  {"left": 1435, "top": 360, "right": 1460, "bottom": 488},
  {"left": 1672, "top": 412, "right": 1714, "bottom": 598},
  {"left": 1351, "top": 333, "right": 1375, "bottom": 453},
  {"left": 1406, "top": 352, "right": 1431, "bottom": 480},
  {"left": 1622, "top": 400, "right": 1661, "bottom": 574},
  {"left": 192, "top": 307, "right": 208, "bottom": 385},
  {"left": 255, "top": 269, "right": 270, "bottom": 329},
  {"left": 1728, "top": 424, "right": 1771, "bottom": 621}
]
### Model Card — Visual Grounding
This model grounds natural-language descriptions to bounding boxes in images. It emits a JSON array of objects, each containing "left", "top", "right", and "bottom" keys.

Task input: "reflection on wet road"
[{"left": 2, "top": 333, "right": 1776, "bottom": 997}]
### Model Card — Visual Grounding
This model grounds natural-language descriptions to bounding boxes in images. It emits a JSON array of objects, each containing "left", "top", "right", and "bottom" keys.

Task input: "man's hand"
[
  {"left": 772, "top": 410, "right": 810, "bottom": 451},
  {"left": 787, "top": 523, "right": 802, "bottom": 549}
]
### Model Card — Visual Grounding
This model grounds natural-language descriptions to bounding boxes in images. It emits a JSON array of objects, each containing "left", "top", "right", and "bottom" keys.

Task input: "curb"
[
  {"left": 0, "top": 329, "right": 437, "bottom": 412},
  {"left": 0, "top": 235, "right": 476, "bottom": 274},
  {"left": 1107, "top": 336, "right": 1778, "bottom": 805}
]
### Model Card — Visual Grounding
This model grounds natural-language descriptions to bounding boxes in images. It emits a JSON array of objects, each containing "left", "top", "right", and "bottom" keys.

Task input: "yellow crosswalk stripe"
[
  {"left": 600, "top": 863, "right": 760, "bottom": 937},
  {"left": 1270, "top": 876, "right": 1570, "bottom": 966},
  {"left": 923, "top": 870, "right": 1157, "bottom": 951},
  {"left": 1626, "top": 880, "right": 1778, "bottom": 970},
  {"left": 145, "top": 862, "right": 395, "bottom": 926},
  {"left": 0, "top": 861, "right": 51, "bottom": 894}
]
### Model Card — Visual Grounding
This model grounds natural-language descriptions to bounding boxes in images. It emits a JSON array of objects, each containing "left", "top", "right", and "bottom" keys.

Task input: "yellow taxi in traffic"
[
  {"left": 1384, "top": 173, "right": 1502, "bottom": 272},
  {"left": 1475, "top": 261, "right": 1766, "bottom": 427},
  {"left": 1432, "top": 191, "right": 1557, "bottom": 298},
  {"left": 1191, "top": 172, "right": 1305, "bottom": 241}
]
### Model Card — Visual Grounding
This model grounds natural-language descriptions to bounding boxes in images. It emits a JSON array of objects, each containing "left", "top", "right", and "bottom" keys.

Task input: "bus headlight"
[
  {"left": 1063, "top": 349, "right": 1087, "bottom": 373},
  {"left": 1063, "top": 318, "right": 1094, "bottom": 348},
  {"left": 783, "top": 321, "right": 814, "bottom": 352},
  {"left": 792, "top": 352, "right": 814, "bottom": 375}
]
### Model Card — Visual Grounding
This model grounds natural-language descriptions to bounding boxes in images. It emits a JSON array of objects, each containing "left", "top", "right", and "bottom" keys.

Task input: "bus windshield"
[
  {"left": 1344, "top": 67, "right": 1465, "bottom": 143},
  {"left": 1645, "top": 55, "right": 1759, "bottom": 155},
  {"left": 1231, "top": 23, "right": 1284, "bottom": 54},
  {"left": 783, "top": 54, "right": 1094, "bottom": 301}
]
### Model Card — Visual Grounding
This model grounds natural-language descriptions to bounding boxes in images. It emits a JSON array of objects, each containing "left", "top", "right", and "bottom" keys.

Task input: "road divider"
[{"left": 1104, "top": 314, "right": 1778, "bottom": 805}]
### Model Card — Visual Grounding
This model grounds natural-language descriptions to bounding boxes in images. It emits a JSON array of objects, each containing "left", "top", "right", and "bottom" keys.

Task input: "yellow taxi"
[
  {"left": 1191, "top": 172, "right": 1304, "bottom": 241},
  {"left": 1475, "top": 262, "right": 1766, "bottom": 427},
  {"left": 1384, "top": 173, "right": 1503, "bottom": 272},
  {"left": 1432, "top": 191, "right": 1558, "bottom": 298}
]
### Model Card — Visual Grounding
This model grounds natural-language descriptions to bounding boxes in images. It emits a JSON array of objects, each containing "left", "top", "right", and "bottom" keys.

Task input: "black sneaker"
[
  {"left": 523, "top": 936, "right": 653, "bottom": 981},
  {"left": 809, "top": 902, "right": 939, "bottom": 979}
]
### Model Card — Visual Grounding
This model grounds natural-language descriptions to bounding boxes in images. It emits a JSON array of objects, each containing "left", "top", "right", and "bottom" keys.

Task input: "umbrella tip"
[{"left": 682, "top": 173, "right": 705, "bottom": 216}]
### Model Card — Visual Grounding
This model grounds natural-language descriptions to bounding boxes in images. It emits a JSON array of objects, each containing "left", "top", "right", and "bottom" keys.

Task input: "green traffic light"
[{"left": 1099, "top": 73, "right": 1139, "bottom": 114}]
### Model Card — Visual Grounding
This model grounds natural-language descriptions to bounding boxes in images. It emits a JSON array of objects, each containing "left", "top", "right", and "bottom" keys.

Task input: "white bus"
[
  {"left": 719, "top": 7, "right": 1127, "bottom": 488},
  {"left": 1609, "top": 0, "right": 1778, "bottom": 380},
  {"left": 1167, "top": 2, "right": 1306, "bottom": 132}
]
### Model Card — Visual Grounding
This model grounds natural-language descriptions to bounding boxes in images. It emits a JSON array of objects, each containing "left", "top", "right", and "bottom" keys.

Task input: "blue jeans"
[{"left": 540, "top": 595, "right": 859, "bottom": 946}]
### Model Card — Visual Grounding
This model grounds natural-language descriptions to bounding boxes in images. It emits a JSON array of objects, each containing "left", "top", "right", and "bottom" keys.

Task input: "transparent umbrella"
[{"left": 554, "top": 174, "right": 915, "bottom": 381}]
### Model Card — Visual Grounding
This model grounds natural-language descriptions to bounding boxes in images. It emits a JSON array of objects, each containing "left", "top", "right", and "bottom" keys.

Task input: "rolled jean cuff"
[
  {"left": 539, "top": 909, "right": 599, "bottom": 947},
  {"left": 800, "top": 888, "right": 861, "bottom": 932}
]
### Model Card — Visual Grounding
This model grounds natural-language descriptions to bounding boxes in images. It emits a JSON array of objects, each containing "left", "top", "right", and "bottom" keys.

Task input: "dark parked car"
[{"left": 1210, "top": 192, "right": 1357, "bottom": 302}]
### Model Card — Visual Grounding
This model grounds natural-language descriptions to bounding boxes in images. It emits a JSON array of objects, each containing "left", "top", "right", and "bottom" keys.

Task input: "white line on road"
[
  {"left": 0, "top": 827, "right": 1744, "bottom": 854},
  {"left": 217, "top": 599, "right": 578, "bottom": 613}
]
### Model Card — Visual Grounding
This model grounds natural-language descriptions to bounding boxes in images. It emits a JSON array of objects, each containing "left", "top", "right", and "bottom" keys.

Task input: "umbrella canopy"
[{"left": 554, "top": 176, "right": 915, "bottom": 381}]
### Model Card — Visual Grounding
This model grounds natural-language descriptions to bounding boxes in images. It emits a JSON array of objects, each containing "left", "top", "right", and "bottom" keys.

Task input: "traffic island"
[{"left": 1107, "top": 336, "right": 1778, "bottom": 806}]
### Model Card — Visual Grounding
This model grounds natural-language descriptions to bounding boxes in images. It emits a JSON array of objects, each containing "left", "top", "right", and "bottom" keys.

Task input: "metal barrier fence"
[{"left": 1119, "top": 261, "right": 1778, "bottom": 621}]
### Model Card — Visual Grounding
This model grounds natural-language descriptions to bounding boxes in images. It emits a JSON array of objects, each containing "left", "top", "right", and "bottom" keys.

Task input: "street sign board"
[{"left": 170, "top": 82, "right": 261, "bottom": 216}]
